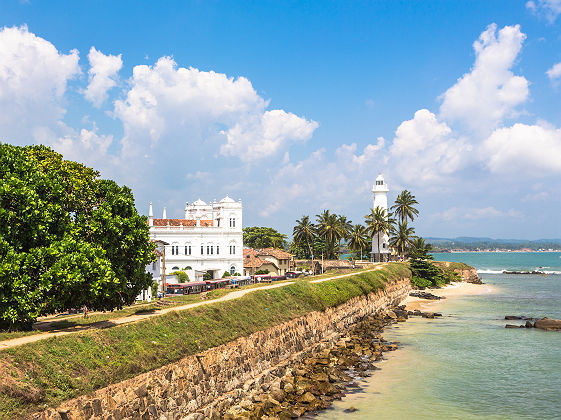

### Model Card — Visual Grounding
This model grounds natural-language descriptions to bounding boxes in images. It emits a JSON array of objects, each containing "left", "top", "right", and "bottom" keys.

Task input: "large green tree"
[
  {"left": 243, "top": 226, "right": 288, "bottom": 249},
  {"left": 0, "top": 144, "right": 154, "bottom": 329}
]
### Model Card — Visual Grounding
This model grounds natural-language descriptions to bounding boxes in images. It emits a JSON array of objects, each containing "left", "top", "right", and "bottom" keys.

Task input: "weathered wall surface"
[{"left": 34, "top": 277, "right": 411, "bottom": 420}]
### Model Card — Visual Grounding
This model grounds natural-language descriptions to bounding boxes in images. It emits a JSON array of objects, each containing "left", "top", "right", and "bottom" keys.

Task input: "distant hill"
[{"left": 425, "top": 237, "right": 561, "bottom": 251}]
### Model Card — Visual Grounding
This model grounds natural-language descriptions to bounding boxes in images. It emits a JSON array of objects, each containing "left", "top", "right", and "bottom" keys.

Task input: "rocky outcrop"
[
  {"left": 34, "top": 276, "right": 411, "bottom": 420},
  {"left": 435, "top": 262, "right": 482, "bottom": 284},
  {"left": 534, "top": 317, "right": 561, "bottom": 331}
]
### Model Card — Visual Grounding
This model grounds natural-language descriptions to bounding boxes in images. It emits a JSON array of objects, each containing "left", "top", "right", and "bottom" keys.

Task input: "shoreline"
[{"left": 403, "top": 281, "right": 494, "bottom": 313}]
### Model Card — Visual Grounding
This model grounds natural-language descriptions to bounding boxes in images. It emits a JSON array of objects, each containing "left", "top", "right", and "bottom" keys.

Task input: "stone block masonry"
[{"left": 34, "top": 277, "right": 411, "bottom": 420}]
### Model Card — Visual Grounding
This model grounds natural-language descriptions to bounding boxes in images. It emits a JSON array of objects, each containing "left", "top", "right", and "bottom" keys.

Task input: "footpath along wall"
[{"left": 35, "top": 276, "right": 412, "bottom": 420}]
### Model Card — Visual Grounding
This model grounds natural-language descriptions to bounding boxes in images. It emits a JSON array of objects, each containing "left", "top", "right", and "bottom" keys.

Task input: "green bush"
[
  {"left": 234, "top": 272, "right": 241, "bottom": 276},
  {"left": 222, "top": 271, "right": 231, "bottom": 278},
  {"left": 410, "top": 276, "right": 433, "bottom": 289},
  {"left": 151, "top": 281, "right": 159, "bottom": 297},
  {"left": 170, "top": 271, "right": 190, "bottom": 283},
  {"left": 203, "top": 272, "right": 212, "bottom": 281},
  {"left": 255, "top": 269, "right": 269, "bottom": 275}
]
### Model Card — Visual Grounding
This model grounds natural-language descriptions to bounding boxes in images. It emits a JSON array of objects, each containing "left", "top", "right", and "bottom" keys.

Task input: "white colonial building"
[
  {"left": 148, "top": 196, "right": 243, "bottom": 286},
  {"left": 371, "top": 174, "right": 391, "bottom": 262}
]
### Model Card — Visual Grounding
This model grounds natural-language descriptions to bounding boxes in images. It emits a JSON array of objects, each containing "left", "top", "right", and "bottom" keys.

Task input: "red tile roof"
[
  {"left": 243, "top": 249, "right": 279, "bottom": 269},
  {"left": 257, "top": 248, "right": 292, "bottom": 260},
  {"left": 151, "top": 219, "right": 214, "bottom": 227}
]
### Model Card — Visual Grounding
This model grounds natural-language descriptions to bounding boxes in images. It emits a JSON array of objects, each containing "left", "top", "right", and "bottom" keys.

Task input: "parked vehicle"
[
  {"left": 166, "top": 281, "right": 207, "bottom": 295},
  {"left": 270, "top": 275, "right": 287, "bottom": 281},
  {"left": 205, "top": 278, "right": 231, "bottom": 290},
  {"left": 285, "top": 272, "right": 302, "bottom": 279},
  {"left": 230, "top": 276, "right": 253, "bottom": 288},
  {"left": 254, "top": 275, "right": 272, "bottom": 283}
]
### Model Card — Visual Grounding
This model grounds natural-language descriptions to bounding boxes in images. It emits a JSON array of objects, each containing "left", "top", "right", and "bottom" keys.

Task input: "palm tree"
[
  {"left": 364, "top": 207, "right": 394, "bottom": 262},
  {"left": 390, "top": 221, "right": 417, "bottom": 258},
  {"left": 337, "top": 215, "right": 353, "bottom": 256},
  {"left": 391, "top": 190, "right": 419, "bottom": 225},
  {"left": 348, "top": 224, "right": 368, "bottom": 261},
  {"left": 410, "top": 237, "right": 433, "bottom": 260},
  {"left": 293, "top": 216, "right": 316, "bottom": 260},
  {"left": 316, "top": 210, "right": 343, "bottom": 259}
]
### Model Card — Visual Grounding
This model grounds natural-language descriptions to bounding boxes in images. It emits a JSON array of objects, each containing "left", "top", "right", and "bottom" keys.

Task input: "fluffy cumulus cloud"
[
  {"left": 0, "top": 25, "right": 80, "bottom": 142},
  {"left": 439, "top": 24, "right": 528, "bottom": 132},
  {"left": 389, "top": 109, "right": 470, "bottom": 184},
  {"left": 114, "top": 57, "right": 317, "bottom": 161},
  {"left": 220, "top": 110, "right": 318, "bottom": 161},
  {"left": 84, "top": 47, "right": 123, "bottom": 107},
  {"left": 526, "top": 0, "right": 561, "bottom": 22},
  {"left": 482, "top": 123, "right": 561, "bottom": 175},
  {"left": 546, "top": 62, "right": 561, "bottom": 80},
  {"left": 258, "top": 137, "right": 386, "bottom": 217}
]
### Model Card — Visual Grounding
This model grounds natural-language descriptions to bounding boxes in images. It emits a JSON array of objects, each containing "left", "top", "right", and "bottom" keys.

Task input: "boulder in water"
[{"left": 534, "top": 317, "right": 561, "bottom": 331}]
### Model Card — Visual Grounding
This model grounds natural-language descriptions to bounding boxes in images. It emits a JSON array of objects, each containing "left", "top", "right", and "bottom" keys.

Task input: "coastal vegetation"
[
  {"left": 0, "top": 144, "right": 154, "bottom": 330},
  {"left": 0, "top": 264, "right": 410, "bottom": 418},
  {"left": 243, "top": 226, "right": 288, "bottom": 249},
  {"left": 291, "top": 189, "right": 422, "bottom": 263}
]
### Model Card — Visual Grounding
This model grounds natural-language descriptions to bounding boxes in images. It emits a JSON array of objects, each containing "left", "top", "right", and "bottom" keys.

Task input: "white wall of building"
[{"left": 148, "top": 196, "right": 244, "bottom": 281}]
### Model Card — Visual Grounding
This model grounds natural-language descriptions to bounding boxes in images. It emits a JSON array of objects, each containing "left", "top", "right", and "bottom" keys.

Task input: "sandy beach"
[{"left": 403, "top": 281, "right": 495, "bottom": 312}]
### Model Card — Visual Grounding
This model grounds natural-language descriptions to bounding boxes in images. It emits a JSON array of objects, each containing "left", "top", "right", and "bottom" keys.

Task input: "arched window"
[
  {"left": 230, "top": 265, "right": 236, "bottom": 275},
  {"left": 172, "top": 266, "right": 179, "bottom": 271},
  {"left": 184, "top": 266, "right": 192, "bottom": 270}
]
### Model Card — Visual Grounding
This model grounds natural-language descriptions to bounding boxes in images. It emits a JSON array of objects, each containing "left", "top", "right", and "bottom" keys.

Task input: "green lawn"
[{"left": 0, "top": 263, "right": 411, "bottom": 419}]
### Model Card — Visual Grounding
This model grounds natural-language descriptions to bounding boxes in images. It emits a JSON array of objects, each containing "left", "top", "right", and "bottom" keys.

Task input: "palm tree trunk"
[{"left": 377, "top": 232, "right": 381, "bottom": 263}]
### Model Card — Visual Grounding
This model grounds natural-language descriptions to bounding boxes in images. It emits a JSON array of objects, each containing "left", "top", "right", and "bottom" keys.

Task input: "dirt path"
[{"left": 0, "top": 265, "right": 385, "bottom": 350}]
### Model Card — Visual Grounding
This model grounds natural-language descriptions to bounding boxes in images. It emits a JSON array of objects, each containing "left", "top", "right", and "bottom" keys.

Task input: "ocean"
[{"left": 316, "top": 252, "right": 561, "bottom": 420}]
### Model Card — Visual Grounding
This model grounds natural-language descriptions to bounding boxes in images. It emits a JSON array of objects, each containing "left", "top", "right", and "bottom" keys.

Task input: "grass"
[
  {"left": 433, "top": 261, "right": 473, "bottom": 273},
  {"left": 0, "top": 263, "right": 411, "bottom": 419}
]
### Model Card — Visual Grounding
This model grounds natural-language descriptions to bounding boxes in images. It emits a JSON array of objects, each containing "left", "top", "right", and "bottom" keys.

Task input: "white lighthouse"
[{"left": 371, "top": 173, "right": 391, "bottom": 262}]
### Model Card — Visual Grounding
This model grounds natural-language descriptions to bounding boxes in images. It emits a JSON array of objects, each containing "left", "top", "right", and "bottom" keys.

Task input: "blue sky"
[{"left": 1, "top": 0, "right": 560, "bottom": 239}]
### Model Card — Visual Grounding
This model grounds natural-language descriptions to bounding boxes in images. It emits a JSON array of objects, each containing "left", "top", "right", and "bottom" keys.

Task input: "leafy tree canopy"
[
  {"left": 0, "top": 143, "right": 154, "bottom": 329},
  {"left": 243, "top": 226, "right": 288, "bottom": 249}
]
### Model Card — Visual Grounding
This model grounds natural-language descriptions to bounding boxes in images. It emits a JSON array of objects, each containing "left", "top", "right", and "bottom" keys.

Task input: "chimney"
[
  {"left": 163, "top": 207, "right": 167, "bottom": 219},
  {"left": 148, "top": 202, "right": 154, "bottom": 226}
]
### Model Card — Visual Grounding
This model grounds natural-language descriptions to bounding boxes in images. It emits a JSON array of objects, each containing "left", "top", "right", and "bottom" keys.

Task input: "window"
[
  {"left": 216, "top": 245, "right": 219, "bottom": 255},
  {"left": 185, "top": 245, "right": 191, "bottom": 255},
  {"left": 229, "top": 218, "right": 236, "bottom": 227},
  {"left": 383, "top": 243, "right": 387, "bottom": 249},
  {"left": 171, "top": 246, "right": 174, "bottom": 256},
  {"left": 207, "top": 245, "right": 210, "bottom": 254},
  {"left": 230, "top": 245, "right": 236, "bottom": 255},
  {"left": 230, "top": 266, "right": 236, "bottom": 275},
  {"left": 175, "top": 245, "right": 179, "bottom": 255},
  {"left": 201, "top": 245, "right": 204, "bottom": 255},
  {"left": 152, "top": 262, "right": 156, "bottom": 270},
  {"left": 210, "top": 246, "right": 214, "bottom": 255},
  {"left": 172, "top": 266, "right": 179, "bottom": 271}
]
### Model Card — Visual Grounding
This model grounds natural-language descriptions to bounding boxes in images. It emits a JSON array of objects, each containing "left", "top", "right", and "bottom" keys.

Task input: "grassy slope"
[{"left": 0, "top": 264, "right": 410, "bottom": 419}]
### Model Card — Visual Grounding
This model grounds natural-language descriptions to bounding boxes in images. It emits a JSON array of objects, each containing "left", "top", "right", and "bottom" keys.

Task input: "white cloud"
[
  {"left": 113, "top": 57, "right": 317, "bottom": 162},
  {"left": 527, "top": 0, "right": 561, "bottom": 22},
  {"left": 0, "top": 25, "right": 80, "bottom": 142},
  {"left": 432, "top": 206, "right": 523, "bottom": 222},
  {"left": 546, "top": 62, "right": 561, "bottom": 80},
  {"left": 220, "top": 109, "right": 318, "bottom": 161},
  {"left": 389, "top": 109, "right": 470, "bottom": 184},
  {"left": 439, "top": 24, "right": 528, "bottom": 132},
  {"left": 483, "top": 122, "right": 561, "bottom": 175},
  {"left": 258, "top": 138, "right": 386, "bottom": 217},
  {"left": 84, "top": 47, "right": 123, "bottom": 107}
]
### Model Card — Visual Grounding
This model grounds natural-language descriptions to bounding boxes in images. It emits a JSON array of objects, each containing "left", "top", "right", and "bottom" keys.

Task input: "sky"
[{"left": 1, "top": 0, "right": 560, "bottom": 240}]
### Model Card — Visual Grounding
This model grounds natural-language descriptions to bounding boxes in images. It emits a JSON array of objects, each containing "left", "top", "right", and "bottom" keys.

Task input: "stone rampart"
[{"left": 35, "top": 276, "right": 411, "bottom": 420}]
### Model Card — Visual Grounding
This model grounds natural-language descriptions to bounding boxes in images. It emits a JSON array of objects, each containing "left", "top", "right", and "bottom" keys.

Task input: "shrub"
[
  {"left": 203, "top": 272, "right": 212, "bottom": 281},
  {"left": 255, "top": 269, "right": 269, "bottom": 275},
  {"left": 410, "top": 276, "right": 433, "bottom": 289},
  {"left": 222, "top": 271, "right": 231, "bottom": 278},
  {"left": 170, "top": 271, "right": 190, "bottom": 283}
]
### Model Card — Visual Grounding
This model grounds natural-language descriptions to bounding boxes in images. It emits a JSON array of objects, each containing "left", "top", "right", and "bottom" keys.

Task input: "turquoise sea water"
[{"left": 316, "top": 252, "right": 561, "bottom": 420}]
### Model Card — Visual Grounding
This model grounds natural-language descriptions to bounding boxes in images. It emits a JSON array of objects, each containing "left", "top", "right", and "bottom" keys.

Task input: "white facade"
[
  {"left": 371, "top": 173, "right": 391, "bottom": 262},
  {"left": 148, "top": 196, "right": 243, "bottom": 284}
]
